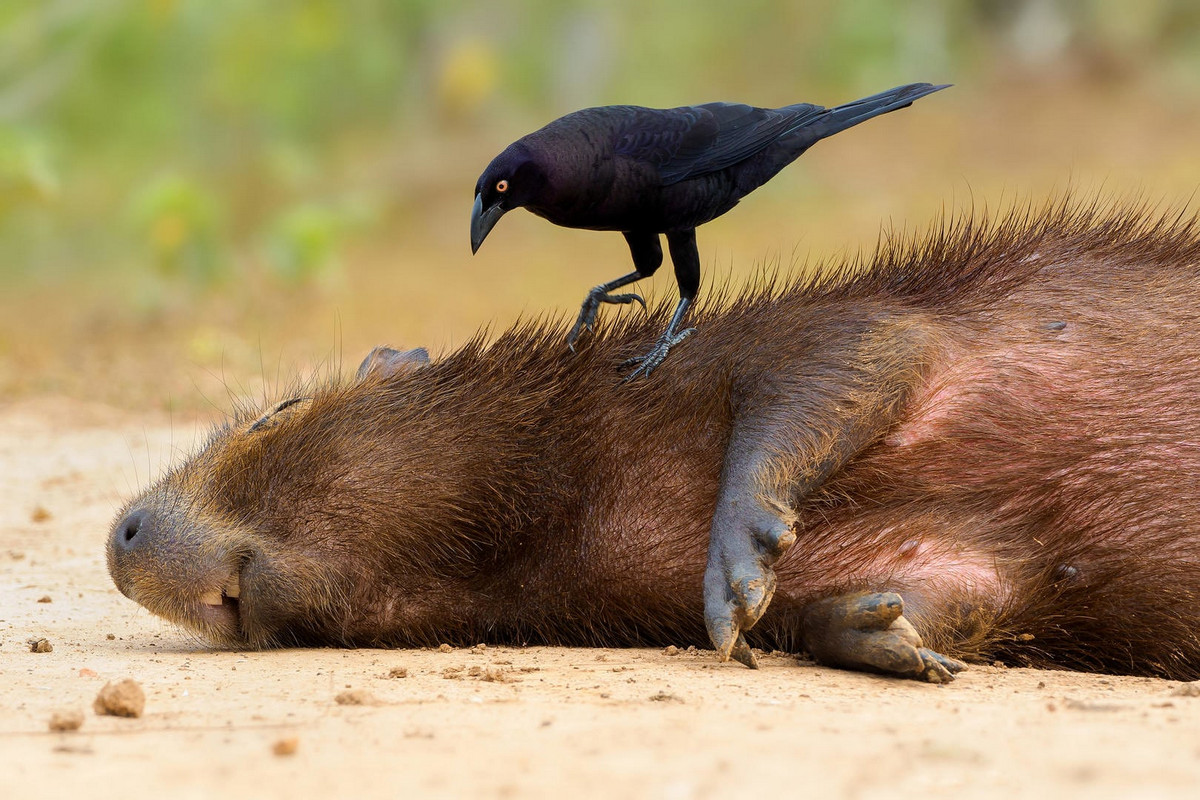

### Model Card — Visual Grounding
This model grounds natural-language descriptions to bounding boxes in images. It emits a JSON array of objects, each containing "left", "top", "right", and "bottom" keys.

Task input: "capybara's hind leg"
[{"left": 800, "top": 591, "right": 967, "bottom": 683}]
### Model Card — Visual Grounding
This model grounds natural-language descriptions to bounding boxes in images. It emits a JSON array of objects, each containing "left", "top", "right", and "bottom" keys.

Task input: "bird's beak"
[{"left": 470, "top": 194, "right": 507, "bottom": 254}]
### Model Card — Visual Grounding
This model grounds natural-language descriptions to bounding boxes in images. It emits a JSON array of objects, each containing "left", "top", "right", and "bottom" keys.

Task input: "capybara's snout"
[{"left": 107, "top": 506, "right": 159, "bottom": 602}]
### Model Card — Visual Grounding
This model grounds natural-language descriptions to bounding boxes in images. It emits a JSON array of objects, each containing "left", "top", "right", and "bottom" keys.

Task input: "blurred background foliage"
[{"left": 3, "top": 0, "right": 1200, "bottom": 409}]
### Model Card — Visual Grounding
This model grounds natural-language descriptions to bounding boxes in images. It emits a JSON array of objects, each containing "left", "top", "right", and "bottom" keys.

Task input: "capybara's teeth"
[
  {"left": 223, "top": 574, "right": 241, "bottom": 599},
  {"left": 200, "top": 590, "right": 224, "bottom": 607}
]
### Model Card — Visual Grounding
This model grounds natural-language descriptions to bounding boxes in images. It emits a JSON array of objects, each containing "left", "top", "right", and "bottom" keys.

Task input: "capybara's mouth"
[{"left": 195, "top": 571, "right": 242, "bottom": 634}]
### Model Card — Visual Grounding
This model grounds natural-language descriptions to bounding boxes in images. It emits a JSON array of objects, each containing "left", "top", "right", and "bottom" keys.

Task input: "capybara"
[{"left": 109, "top": 201, "right": 1200, "bottom": 682}]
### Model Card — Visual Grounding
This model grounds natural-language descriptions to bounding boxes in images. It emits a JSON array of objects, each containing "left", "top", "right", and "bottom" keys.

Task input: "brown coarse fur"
[{"left": 109, "top": 197, "right": 1200, "bottom": 679}]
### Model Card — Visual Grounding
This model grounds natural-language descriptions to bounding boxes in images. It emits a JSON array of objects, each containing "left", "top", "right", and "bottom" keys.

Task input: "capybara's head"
[{"left": 106, "top": 346, "right": 489, "bottom": 648}]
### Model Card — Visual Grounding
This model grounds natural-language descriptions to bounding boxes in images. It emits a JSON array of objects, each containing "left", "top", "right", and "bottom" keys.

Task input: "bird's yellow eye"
[{"left": 496, "top": 180, "right": 509, "bottom": 193}]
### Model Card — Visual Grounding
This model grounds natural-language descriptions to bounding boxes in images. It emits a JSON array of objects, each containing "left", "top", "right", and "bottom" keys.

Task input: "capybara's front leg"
[{"left": 801, "top": 591, "right": 967, "bottom": 683}]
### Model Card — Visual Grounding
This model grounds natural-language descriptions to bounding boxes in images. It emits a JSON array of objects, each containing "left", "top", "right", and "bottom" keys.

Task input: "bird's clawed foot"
[
  {"left": 703, "top": 494, "right": 797, "bottom": 669},
  {"left": 800, "top": 592, "right": 968, "bottom": 683},
  {"left": 566, "top": 287, "right": 646, "bottom": 351},
  {"left": 619, "top": 327, "right": 696, "bottom": 382}
]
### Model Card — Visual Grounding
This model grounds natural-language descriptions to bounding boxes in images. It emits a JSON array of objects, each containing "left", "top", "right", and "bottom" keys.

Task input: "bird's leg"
[
  {"left": 566, "top": 231, "right": 663, "bottom": 351},
  {"left": 620, "top": 297, "right": 695, "bottom": 380},
  {"left": 620, "top": 229, "right": 699, "bottom": 381},
  {"left": 566, "top": 271, "right": 646, "bottom": 351}
]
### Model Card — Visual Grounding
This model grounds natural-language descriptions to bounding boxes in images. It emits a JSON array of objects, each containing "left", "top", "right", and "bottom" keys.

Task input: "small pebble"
[
  {"left": 48, "top": 709, "right": 84, "bottom": 732},
  {"left": 31, "top": 506, "right": 52, "bottom": 523},
  {"left": 335, "top": 689, "right": 376, "bottom": 706},
  {"left": 105, "top": 634, "right": 115, "bottom": 640},
  {"left": 437, "top": 643, "right": 453, "bottom": 653},
  {"left": 387, "top": 667, "right": 408, "bottom": 679},
  {"left": 663, "top": 645, "right": 679, "bottom": 656},
  {"left": 29, "top": 638, "right": 53, "bottom": 653},
  {"left": 93, "top": 679, "right": 146, "bottom": 718},
  {"left": 37, "top": 595, "right": 52, "bottom": 603},
  {"left": 272, "top": 737, "right": 299, "bottom": 756}
]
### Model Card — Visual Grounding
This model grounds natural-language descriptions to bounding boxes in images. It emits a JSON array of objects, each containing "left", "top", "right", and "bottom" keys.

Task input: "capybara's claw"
[
  {"left": 917, "top": 648, "right": 967, "bottom": 684},
  {"left": 730, "top": 633, "right": 758, "bottom": 669},
  {"left": 801, "top": 591, "right": 968, "bottom": 683}
]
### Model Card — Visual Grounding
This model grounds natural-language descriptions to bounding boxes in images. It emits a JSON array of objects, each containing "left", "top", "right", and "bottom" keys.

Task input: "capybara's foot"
[
  {"left": 703, "top": 494, "right": 797, "bottom": 668},
  {"left": 800, "top": 591, "right": 967, "bottom": 683}
]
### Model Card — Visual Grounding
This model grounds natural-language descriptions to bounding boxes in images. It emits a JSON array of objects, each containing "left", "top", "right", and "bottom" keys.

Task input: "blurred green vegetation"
[
  {"left": 3, "top": 1, "right": 1200, "bottom": 409},
  {"left": 5, "top": 0, "right": 1200, "bottom": 287}
]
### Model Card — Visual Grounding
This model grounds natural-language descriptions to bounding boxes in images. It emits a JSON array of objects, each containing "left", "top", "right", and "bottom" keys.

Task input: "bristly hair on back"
[
  {"left": 455, "top": 193, "right": 1200, "bottom": 369},
  {"left": 803, "top": 192, "right": 1200, "bottom": 308}
]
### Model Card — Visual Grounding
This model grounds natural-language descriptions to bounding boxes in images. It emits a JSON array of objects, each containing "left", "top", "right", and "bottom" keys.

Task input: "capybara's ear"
[{"left": 356, "top": 346, "right": 431, "bottom": 380}]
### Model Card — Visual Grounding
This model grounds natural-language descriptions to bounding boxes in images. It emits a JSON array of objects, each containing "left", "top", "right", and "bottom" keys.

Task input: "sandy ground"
[{"left": 3, "top": 397, "right": 1200, "bottom": 800}]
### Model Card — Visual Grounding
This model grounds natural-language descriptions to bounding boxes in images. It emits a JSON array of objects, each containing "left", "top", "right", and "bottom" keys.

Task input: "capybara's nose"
[{"left": 113, "top": 508, "right": 153, "bottom": 552}]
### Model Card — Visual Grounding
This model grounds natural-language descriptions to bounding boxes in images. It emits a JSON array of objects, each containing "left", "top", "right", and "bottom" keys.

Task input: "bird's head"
[{"left": 471, "top": 144, "right": 549, "bottom": 254}]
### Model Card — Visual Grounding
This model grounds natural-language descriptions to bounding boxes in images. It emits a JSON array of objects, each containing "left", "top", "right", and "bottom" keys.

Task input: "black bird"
[{"left": 471, "top": 82, "right": 949, "bottom": 378}]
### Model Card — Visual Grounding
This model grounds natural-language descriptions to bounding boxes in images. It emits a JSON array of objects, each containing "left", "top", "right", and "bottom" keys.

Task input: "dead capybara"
[{"left": 109, "top": 200, "right": 1200, "bottom": 682}]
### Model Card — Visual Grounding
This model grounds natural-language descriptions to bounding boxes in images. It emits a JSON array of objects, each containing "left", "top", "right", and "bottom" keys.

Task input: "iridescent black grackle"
[{"left": 471, "top": 82, "right": 949, "bottom": 379}]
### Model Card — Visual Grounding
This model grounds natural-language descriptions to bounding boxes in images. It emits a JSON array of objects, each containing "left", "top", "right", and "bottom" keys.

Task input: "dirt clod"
[
  {"left": 335, "top": 689, "right": 376, "bottom": 706},
  {"left": 272, "top": 737, "right": 299, "bottom": 756},
  {"left": 37, "top": 595, "right": 52, "bottom": 603},
  {"left": 663, "top": 645, "right": 679, "bottom": 656},
  {"left": 387, "top": 667, "right": 408, "bottom": 679},
  {"left": 649, "top": 691, "right": 683, "bottom": 703},
  {"left": 48, "top": 709, "right": 84, "bottom": 732},
  {"left": 30, "top": 506, "right": 51, "bottom": 523},
  {"left": 29, "top": 638, "right": 52, "bottom": 653},
  {"left": 93, "top": 679, "right": 146, "bottom": 718},
  {"left": 437, "top": 643, "right": 453, "bottom": 653},
  {"left": 1171, "top": 682, "right": 1200, "bottom": 697}
]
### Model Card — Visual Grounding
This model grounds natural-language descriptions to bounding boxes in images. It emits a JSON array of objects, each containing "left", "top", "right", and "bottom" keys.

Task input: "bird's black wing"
[{"left": 615, "top": 103, "right": 826, "bottom": 186}]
